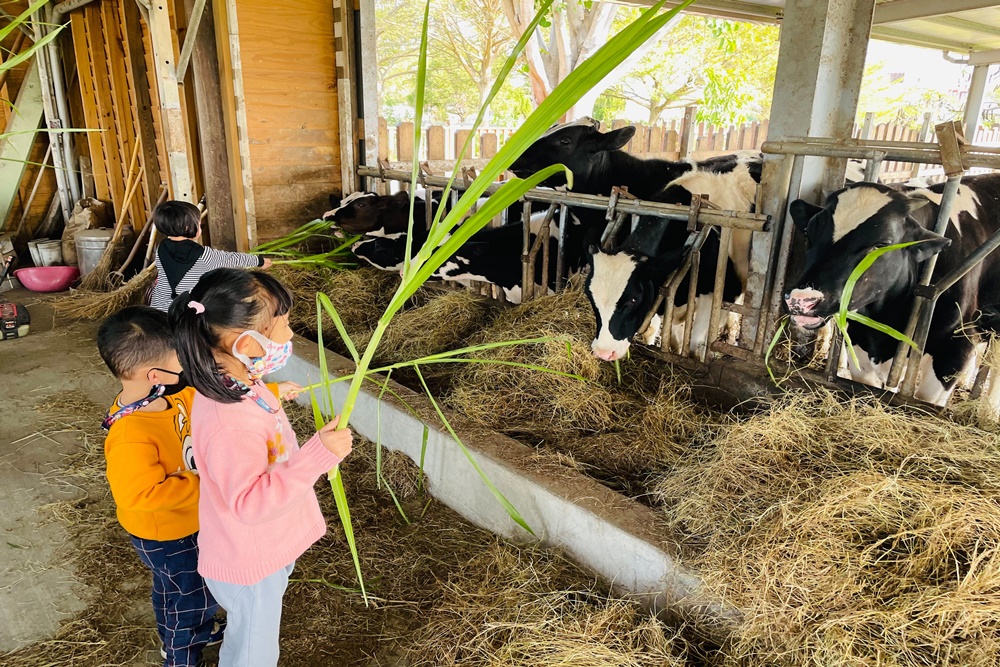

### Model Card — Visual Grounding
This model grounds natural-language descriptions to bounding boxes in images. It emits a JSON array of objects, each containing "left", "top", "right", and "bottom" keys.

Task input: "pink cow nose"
[
  {"left": 593, "top": 347, "right": 619, "bottom": 362},
  {"left": 785, "top": 288, "right": 823, "bottom": 314}
]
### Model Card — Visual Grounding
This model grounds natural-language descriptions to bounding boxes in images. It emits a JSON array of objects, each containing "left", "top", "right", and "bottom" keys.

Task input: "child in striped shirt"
[{"left": 150, "top": 201, "right": 271, "bottom": 312}]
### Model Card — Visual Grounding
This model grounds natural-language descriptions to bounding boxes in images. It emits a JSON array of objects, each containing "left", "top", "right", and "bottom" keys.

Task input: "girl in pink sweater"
[{"left": 169, "top": 268, "right": 352, "bottom": 667}]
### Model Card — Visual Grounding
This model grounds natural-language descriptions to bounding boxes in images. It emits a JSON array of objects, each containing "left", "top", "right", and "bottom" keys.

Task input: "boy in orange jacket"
[{"left": 98, "top": 306, "right": 221, "bottom": 667}]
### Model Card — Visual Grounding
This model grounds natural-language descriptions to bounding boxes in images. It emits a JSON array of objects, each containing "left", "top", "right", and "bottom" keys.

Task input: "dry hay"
[
  {"left": 654, "top": 390, "right": 1000, "bottom": 666},
  {"left": 446, "top": 286, "right": 713, "bottom": 488},
  {"left": 355, "top": 288, "right": 499, "bottom": 365},
  {"left": 275, "top": 265, "right": 401, "bottom": 345},
  {"left": 53, "top": 264, "right": 156, "bottom": 320}
]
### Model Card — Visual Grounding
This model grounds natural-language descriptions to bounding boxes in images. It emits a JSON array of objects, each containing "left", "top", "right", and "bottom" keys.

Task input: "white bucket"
[
  {"left": 27, "top": 239, "right": 50, "bottom": 266},
  {"left": 36, "top": 239, "right": 64, "bottom": 267},
  {"left": 76, "top": 229, "right": 115, "bottom": 277}
]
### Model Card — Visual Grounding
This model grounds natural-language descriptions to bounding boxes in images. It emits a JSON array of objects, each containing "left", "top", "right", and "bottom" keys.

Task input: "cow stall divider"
[
  {"left": 357, "top": 165, "right": 771, "bottom": 361},
  {"left": 760, "top": 122, "right": 1000, "bottom": 404}
]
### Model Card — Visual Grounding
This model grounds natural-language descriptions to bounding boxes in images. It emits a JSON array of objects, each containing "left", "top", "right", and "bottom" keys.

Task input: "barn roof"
[{"left": 645, "top": 0, "right": 1000, "bottom": 63}]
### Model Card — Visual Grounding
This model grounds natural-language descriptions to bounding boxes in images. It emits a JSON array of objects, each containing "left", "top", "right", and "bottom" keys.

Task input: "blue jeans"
[
  {"left": 130, "top": 533, "right": 219, "bottom": 667},
  {"left": 204, "top": 562, "right": 294, "bottom": 667}
]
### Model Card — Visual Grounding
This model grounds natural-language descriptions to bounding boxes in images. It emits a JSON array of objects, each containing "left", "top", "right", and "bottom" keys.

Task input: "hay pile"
[
  {"left": 655, "top": 391, "right": 1000, "bottom": 666},
  {"left": 446, "top": 286, "right": 712, "bottom": 490}
]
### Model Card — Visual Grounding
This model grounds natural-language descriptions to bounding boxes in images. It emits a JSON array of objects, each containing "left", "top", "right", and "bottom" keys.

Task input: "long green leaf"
[
  {"left": 0, "top": 0, "right": 50, "bottom": 46},
  {"left": 846, "top": 311, "right": 918, "bottom": 350},
  {"left": 765, "top": 316, "right": 787, "bottom": 385},
  {"left": 2, "top": 25, "right": 64, "bottom": 71},
  {"left": 317, "top": 293, "right": 360, "bottom": 364},
  {"left": 329, "top": 466, "right": 368, "bottom": 602},
  {"left": 836, "top": 240, "right": 929, "bottom": 328},
  {"left": 413, "top": 366, "right": 534, "bottom": 535},
  {"left": 403, "top": 0, "right": 431, "bottom": 275}
]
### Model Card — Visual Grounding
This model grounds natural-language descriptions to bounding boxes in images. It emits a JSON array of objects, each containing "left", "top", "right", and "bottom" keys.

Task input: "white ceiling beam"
[
  {"left": 970, "top": 48, "right": 1000, "bottom": 65},
  {"left": 870, "top": 26, "right": 976, "bottom": 52},
  {"left": 874, "top": 0, "right": 1000, "bottom": 25},
  {"left": 926, "top": 15, "right": 1000, "bottom": 39}
]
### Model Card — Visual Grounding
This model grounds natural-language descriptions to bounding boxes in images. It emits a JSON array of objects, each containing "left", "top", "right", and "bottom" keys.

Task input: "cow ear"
[
  {"left": 328, "top": 193, "right": 342, "bottom": 209},
  {"left": 909, "top": 226, "right": 951, "bottom": 262},
  {"left": 599, "top": 126, "right": 636, "bottom": 151},
  {"left": 906, "top": 195, "right": 932, "bottom": 215},
  {"left": 790, "top": 200, "right": 823, "bottom": 233}
]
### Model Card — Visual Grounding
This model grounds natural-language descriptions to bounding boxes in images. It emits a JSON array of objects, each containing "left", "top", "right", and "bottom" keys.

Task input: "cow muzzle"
[
  {"left": 592, "top": 337, "right": 630, "bottom": 362},
  {"left": 785, "top": 288, "right": 827, "bottom": 329}
]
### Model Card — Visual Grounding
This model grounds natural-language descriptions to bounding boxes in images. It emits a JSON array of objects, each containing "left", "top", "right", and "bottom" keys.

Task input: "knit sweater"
[{"left": 191, "top": 381, "right": 343, "bottom": 585}]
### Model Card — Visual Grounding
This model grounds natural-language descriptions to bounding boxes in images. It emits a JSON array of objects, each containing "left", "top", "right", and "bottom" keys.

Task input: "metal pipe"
[
  {"left": 884, "top": 174, "right": 962, "bottom": 391},
  {"left": 682, "top": 250, "right": 700, "bottom": 358},
  {"left": 357, "top": 167, "right": 770, "bottom": 231},
  {"left": 521, "top": 202, "right": 531, "bottom": 303},
  {"left": 768, "top": 135, "right": 1000, "bottom": 155},
  {"left": 760, "top": 153, "right": 805, "bottom": 354},
  {"left": 863, "top": 151, "right": 884, "bottom": 182},
  {"left": 32, "top": 12, "right": 72, "bottom": 223},
  {"left": 825, "top": 325, "right": 843, "bottom": 380},
  {"left": 921, "top": 226, "right": 1000, "bottom": 301},
  {"left": 44, "top": 5, "right": 80, "bottom": 205},
  {"left": 176, "top": 0, "right": 208, "bottom": 82},
  {"left": 555, "top": 205, "right": 568, "bottom": 291},
  {"left": 52, "top": 0, "right": 102, "bottom": 18},
  {"left": 762, "top": 140, "right": 1000, "bottom": 169}
]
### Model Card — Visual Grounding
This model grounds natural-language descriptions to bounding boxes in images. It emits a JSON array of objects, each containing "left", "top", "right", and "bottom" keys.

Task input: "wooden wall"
[{"left": 235, "top": 0, "right": 342, "bottom": 242}]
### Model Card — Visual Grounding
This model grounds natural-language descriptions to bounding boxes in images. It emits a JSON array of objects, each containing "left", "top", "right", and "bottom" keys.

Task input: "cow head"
[
  {"left": 509, "top": 118, "right": 634, "bottom": 189},
  {"left": 586, "top": 245, "right": 686, "bottom": 361},
  {"left": 351, "top": 234, "right": 408, "bottom": 272},
  {"left": 784, "top": 183, "right": 950, "bottom": 330}
]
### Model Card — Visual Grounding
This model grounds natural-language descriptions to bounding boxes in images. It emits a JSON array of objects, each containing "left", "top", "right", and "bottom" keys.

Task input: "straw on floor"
[{"left": 53, "top": 264, "right": 157, "bottom": 320}]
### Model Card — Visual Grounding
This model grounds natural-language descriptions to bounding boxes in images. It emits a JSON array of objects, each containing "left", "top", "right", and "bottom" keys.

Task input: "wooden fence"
[{"left": 378, "top": 107, "right": 1000, "bottom": 179}]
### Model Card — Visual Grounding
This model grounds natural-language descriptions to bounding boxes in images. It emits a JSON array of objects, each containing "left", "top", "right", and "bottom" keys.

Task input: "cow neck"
[{"left": 586, "top": 151, "right": 693, "bottom": 200}]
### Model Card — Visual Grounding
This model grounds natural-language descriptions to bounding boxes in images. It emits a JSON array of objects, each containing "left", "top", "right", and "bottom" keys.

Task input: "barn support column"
[
  {"left": 963, "top": 64, "right": 990, "bottom": 141},
  {"left": 743, "top": 0, "right": 875, "bottom": 352},
  {"left": 357, "top": 0, "right": 380, "bottom": 187},
  {"left": 334, "top": 0, "right": 360, "bottom": 195}
]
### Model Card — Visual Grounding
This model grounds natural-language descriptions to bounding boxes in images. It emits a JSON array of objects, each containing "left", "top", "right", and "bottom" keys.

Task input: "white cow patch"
[
  {"left": 589, "top": 252, "right": 639, "bottom": 360},
  {"left": 914, "top": 353, "right": 951, "bottom": 406},
  {"left": 667, "top": 163, "right": 757, "bottom": 284},
  {"left": 847, "top": 345, "right": 892, "bottom": 388},
  {"left": 539, "top": 117, "right": 600, "bottom": 139},
  {"left": 831, "top": 187, "right": 895, "bottom": 243},
  {"left": 909, "top": 186, "right": 980, "bottom": 234}
]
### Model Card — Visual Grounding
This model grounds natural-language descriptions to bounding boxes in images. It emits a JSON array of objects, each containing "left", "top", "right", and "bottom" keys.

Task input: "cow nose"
[
  {"left": 593, "top": 347, "right": 619, "bottom": 362},
  {"left": 785, "top": 288, "right": 823, "bottom": 314}
]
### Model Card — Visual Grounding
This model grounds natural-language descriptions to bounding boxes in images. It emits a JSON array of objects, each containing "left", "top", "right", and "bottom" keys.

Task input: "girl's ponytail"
[{"left": 168, "top": 267, "right": 292, "bottom": 404}]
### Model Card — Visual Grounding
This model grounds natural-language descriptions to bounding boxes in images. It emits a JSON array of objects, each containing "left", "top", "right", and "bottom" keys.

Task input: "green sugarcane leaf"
[
  {"left": 414, "top": 366, "right": 533, "bottom": 535},
  {"left": 846, "top": 311, "right": 919, "bottom": 350},
  {"left": 418, "top": 426, "right": 429, "bottom": 494},
  {"left": 403, "top": 0, "right": 431, "bottom": 275},
  {"left": 317, "top": 293, "right": 360, "bottom": 363},
  {"left": 0, "top": 0, "right": 50, "bottom": 46},
  {"left": 765, "top": 317, "right": 787, "bottom": 386},
  {"left": 837, "top": 240, "right": 930, "bottom": 329},
  {"left": 329, "top": 466, "right": 368, "bottom": 603}
]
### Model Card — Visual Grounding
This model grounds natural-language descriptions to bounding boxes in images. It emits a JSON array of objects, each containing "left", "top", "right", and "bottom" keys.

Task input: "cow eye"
[
  {"left": 627, "top": 295, "right": 641, "bottom": 305},
  {"left": 559, "top": 137, "right": 572, "bottom": 146}
]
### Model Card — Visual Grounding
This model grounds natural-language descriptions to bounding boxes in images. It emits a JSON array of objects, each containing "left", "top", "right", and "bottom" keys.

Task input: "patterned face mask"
[{"left": 231, "top": 330, "right": 293, "bottom": 381}]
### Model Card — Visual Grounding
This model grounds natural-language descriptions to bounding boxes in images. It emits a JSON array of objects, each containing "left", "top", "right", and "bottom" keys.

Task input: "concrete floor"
[{"left": 0, "top": 290, "right": 118, "bottom": 652}]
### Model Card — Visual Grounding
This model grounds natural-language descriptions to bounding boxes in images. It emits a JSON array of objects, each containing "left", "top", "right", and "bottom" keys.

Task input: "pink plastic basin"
[{"left": 15, "top": 266, "right": 81, "bottom": 292}]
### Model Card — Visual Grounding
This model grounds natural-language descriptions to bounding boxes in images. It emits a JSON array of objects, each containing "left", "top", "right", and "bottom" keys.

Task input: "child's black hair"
[
  {"left": 98, "top": 306, "right": 175, "bottom": 379},
  {"left": 153, "top": 200, "right": 201, "bottom": 238},
  {"left": 169, "top": 268, "right": 293, "bottom": 404}
]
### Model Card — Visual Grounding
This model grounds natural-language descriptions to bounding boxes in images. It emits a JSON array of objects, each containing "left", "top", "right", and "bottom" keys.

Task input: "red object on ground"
[{"left": 14, "top": 266, "right": 81, "bottom": 292}]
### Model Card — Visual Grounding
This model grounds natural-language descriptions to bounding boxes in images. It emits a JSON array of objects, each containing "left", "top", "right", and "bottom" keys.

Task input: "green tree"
[{"left": 603, "top": 14, "right": 779, "bottom": 125}]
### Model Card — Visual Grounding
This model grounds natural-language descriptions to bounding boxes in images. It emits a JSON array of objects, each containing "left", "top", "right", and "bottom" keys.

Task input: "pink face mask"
[{"left": 232, "top": 330, "right": 293, "bottom": 381}]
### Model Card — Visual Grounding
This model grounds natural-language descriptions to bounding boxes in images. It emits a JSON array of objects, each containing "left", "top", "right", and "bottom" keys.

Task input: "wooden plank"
[
  {"left": 213, "top": 0, "right": 254, "bottom": 250},
  {"left": 480, "top": 132, "right": 498, "bottom": 158},
  {"left": 85, "top": 4, "right": 126, "bottom": 212},
  {"left": 334, "top": 0, "right": 358, "bottom": 193},
  {"left": 184, "top": 0, "right": 237, "bottom": 249},
  {"left": 427, "top": 125, "right": 445, "bottom": 160},
  {"left": 69, "top": 12, "right": 110, "bottom": 201},
  {"left": 0, "top": 60, "right": 42, "bottom": 230},
  {"left": 149, "top": 0, "right": 196, "bottom": 204},
  {"left": 102, "top": 0, "right": 135, "bottom": 221},
  {"left": 122, "top": 0, "right": 163, "bottom": 226},
  {"left": 397, "top": 122, "right": 414, "bottom": 161}
]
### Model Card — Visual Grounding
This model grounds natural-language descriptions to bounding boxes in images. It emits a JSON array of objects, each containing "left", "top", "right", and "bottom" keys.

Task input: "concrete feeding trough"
[{"left": 269, "top": 335, "right": 740, "bottom": 637}]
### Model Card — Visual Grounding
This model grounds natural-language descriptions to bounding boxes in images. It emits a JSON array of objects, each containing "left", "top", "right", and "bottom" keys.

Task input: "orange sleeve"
[
  {"left": 266, "top": 382, "right": 280, "bottom": 398},
  {"left": 105, "top": 425, "right": 200, "bottom": 514}
]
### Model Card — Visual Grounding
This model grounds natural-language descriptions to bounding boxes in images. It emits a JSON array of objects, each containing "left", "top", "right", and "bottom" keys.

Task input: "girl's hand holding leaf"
[
  {"left": 277, "top": 381, "right": 302, "bottom": 401},
  {"left": 319, "top": 416, "right": 354, "bottom": 458}
]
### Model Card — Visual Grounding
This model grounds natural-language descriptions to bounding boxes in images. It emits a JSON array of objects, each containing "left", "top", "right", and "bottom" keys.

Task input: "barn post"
[
  {"left": 746, "top": 0, "right": 876, "bottom": 353},
  {"left": 963, "top": 64, "right": 990, "bottom": 142},
  {"left": 334, "top": 0, "right": 360, "bottom": 195},
  {"left": 357, "top": 0, "right": 381, "bottom": 189}
]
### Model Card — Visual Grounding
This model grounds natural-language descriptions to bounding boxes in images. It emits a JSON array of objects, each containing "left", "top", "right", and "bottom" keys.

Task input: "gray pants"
[{"left": 204, "top": 563, "right": 294, "bottom": 667}]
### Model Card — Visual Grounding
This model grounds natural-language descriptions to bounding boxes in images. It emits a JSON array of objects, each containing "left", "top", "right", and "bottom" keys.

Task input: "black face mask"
[{"left": 151, "top": 368, "right": 189, "bottom": 396}]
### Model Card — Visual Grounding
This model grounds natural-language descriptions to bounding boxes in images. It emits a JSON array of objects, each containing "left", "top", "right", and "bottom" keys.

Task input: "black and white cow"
[
  {"left": 352, "top": 231, "right": 423, "bottom": 272},
  {"left": 326, "top": 191, "right": 445, "bottom": 236},
  {"left": 784, "top": 175, "right": 1000, "bottom": 405}
]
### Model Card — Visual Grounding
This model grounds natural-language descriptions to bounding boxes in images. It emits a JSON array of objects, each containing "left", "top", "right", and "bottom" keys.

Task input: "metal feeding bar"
[{"left": 357, "top": 166, "right": 771, "bottom": 233}]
